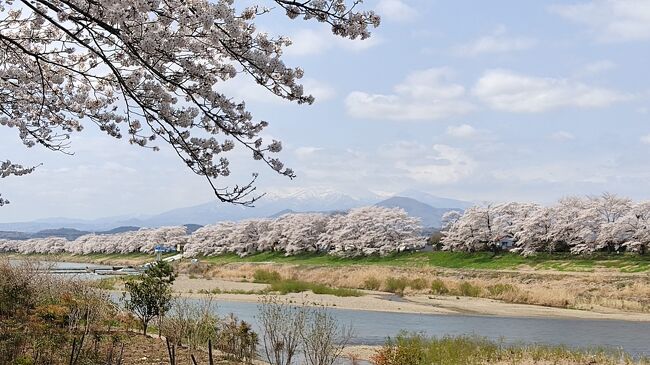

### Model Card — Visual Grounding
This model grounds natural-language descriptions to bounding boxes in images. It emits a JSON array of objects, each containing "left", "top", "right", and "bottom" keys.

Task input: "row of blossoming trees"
[
  {"left": 0, "top": 207, "right": 424, "bottom": 257},
  {"left": 441, "top": 193, "right": 650, "bottom": 255}
]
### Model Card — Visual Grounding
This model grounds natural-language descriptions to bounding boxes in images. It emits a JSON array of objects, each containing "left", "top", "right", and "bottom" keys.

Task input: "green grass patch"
[
  {"left": 196, "top": 251, "right": 650, "bottom": 272},
  {"left": 267, "top": 280, "right": 362, "bottom": 297},
  {"left": 6, "top": 250, "right": 648, "bottom": 273}
]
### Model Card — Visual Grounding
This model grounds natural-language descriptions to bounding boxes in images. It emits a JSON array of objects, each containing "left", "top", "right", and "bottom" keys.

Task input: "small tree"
[
  {"left": 258, "top": 296, "right": 306, "bottom": 365},
  {"left": 123, "top": 261, "right": 176, "bottom": 336},
  {"left": 301, "top": 307, "right": 353, "bottom": 365}
]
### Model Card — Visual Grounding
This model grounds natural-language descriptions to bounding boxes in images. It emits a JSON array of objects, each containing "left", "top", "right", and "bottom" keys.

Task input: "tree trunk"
[{"left": 142, "top": 321, "right": 148, "bottom": 336}]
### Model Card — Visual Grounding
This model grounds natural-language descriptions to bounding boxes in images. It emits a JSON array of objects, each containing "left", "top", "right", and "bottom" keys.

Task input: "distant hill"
[
  {"left": 0, "top": 231, "right": 32, "bottom": 240},
  {"left": 30, "top": 228, "right": 91, "bottom": 240},
  {"left": 397, "top": 189, "right": 473, "bottom": 209},
  {"left": 0, "top": 226, "right": 144, "bottom": 241},
  {"left": 98, "top": 226, "right": 141, "bottom": 235},
  {"left": 375, "top": 196, "right": 460, "bottom": 228},
  {"left": 0, "top": 189, "right": 471, "bottom": 232}
]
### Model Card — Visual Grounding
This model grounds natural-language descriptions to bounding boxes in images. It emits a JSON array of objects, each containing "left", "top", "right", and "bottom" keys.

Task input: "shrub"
[
  {"left": 253, "top": 269, "right": 282, "bottom": 283},
  {"left": 487, "top": 283, "right": 517, "bottom": 297},
  {"left": 430, "top": 279, "right": 449, "bottom": 295},
  {"left": 216, "top": 314, "right": 258, "bottom": 363},
  {"left": 385, "top": 277, "right": 409, "bottom": 295},
  {"left": 409, "top": 278, "right": 428, "bottom": 291},
  {"left": 458, "top": 281, "right": 481, "bottom": 297},
  {"left": 363, "top": 277, "right": 381, "bottom": 291}
]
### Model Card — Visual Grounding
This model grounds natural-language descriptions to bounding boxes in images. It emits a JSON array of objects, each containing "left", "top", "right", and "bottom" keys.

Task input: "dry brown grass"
[{"left": 178, "top": 261, "right": 650, "bottom": 313}]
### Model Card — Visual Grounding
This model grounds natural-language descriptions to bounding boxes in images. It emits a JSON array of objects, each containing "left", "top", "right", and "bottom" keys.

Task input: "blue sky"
[{"left": 2, "top": 0, "right": 650, "bottom": 221}]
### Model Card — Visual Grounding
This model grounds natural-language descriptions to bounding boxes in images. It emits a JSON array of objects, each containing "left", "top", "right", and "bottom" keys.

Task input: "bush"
[
  {"left": 409, "top": 278, "right": 428, "bottom": 291},
  {"left": 487, "top": 283, "right": 517, "bottom": 297},
  {"left": 0, "top": 260, "right": 126, "bottom": 365},
  {"left": 216, "top": 314, "right": 258, "bottom": 363},
  {"left": 253, "top": 269, "right": 282, "bottom": 283},
  {"left": 430, "top": 279, "right": 449, "bottom": 295},
  {"left": 363, "top": 277, "right": 381, "bottom": 291},
  {"left": 385, "top": 277, "right": 409, "bottom": 295},
  {"left": 458, "top": 281, "right": 481, "bottom": 297}
]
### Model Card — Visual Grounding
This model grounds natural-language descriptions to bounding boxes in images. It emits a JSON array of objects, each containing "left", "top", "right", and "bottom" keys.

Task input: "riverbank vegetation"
[
  {"left": 3, "top": 250, "right": 649, "bottom": 272},
  {"left": 371, "top": 332, "right": 650, "bottom": 365},
  {"left": 0, "top": 259, "right": 262, "bottom": 364},
  {"left": 2, "top": 259, "right": 649, "bottom": 365},
  {"left": 189, "top": 262, "right": 650, "bottom": 313},
  {"left": 253, "top": 269, "right": 363, "bottom": 297}
]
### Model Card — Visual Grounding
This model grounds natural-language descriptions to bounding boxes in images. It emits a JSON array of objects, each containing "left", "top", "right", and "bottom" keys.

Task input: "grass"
[
  {"left": 250, "top": 269, "right": 362, "bottom": 297},
  {"left": 267, "top": 279, "right": 362, "bottom": 297},
  {"left": 196, "top": 251, "right": 650, "bottom": 273},
  {"left": 6, "top": 251, "right": 649, "bottom": 273},
  {"left": 457, "top": 281, "right": 482, "bottom": 297},
  {"left": 253, "top": 268, "right": 282, "bottom": 283},
  {"left": 372, "top": 332, "right": 650, "bottom": 365},
  {"left": 430, "top": 279, "right": 449, "bottom": 295}
]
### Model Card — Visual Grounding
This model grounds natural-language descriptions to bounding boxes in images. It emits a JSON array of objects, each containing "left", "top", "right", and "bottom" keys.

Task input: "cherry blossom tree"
[
  {"left": 0, "top": 0, "right": 380, "bottom": 205},
  {"left": 0, "top": 160, "right": 36, "bottom": 206},
  {"left": 257, "top": 213, "right": 329, "bottom": 255},
  {"left": 441, "top": 193, "right": 649, "bottom": 256},
  {"left": 0, "top": 226, "right": 187, "bottom": 254},
  {"left": 319, "top": 206, "right": 424, "bottom": 257}
]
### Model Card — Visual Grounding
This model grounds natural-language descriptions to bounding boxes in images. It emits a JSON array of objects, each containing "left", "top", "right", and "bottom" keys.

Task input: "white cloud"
[
  {"left": 397, "top": 144, "right": 476, "bottom": 184},
  {"left": 345, "top": 68, "right": 475, "bottom": 121},
  {"left": 285, "top": 28, "right": 381, "bottom": 57},
  {"left": 640, "top": 134, "right": 650, "bottom": 144},
  {"left": 294, "top": 146, "right": 323, "bottom": 159},
  {"left": 550, "top": 131, "right": 576, "bottom": 142},
  {"left": 446, "top": 124, "right": 480, "bottom": 138},
  {"left": 473, "top": 69, "right": 630, "bottom": 112},
  {"left": 283, "top": 141, "right": 478, "bottom": 190},
  {"left": 376, "top": 0, "right": 417, "bottom": 23},
  {"left": 452, "top": 26, "right": 536, "bottom": 56},
  {"left": 582, "top": 60, "right": 616, "bottom": 75},
  {"left": 551, "top": 0, "right": 650, "bottom": 41}
]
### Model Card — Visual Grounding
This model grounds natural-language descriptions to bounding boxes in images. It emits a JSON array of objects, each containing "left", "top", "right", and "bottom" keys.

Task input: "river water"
[
  {"left": 212, "top": 300, "right": 650, "bottom": 357},
  {"left": 15, "top": 260, "right": 650, "bottom": 357}
]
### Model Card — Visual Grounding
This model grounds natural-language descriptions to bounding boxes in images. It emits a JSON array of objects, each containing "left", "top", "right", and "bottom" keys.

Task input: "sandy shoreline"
[{"left": 168, "top": 275, "right": 650, "bottom": 322}]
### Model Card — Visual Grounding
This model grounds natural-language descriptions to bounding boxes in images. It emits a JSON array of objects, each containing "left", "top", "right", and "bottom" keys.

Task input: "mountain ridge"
[{"left": 0, "top": 190, "right": 470, "bottom": 233}]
